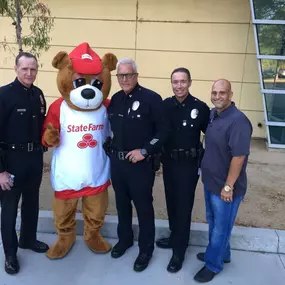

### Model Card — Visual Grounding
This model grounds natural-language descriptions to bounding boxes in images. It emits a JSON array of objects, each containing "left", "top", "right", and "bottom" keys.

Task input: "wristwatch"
[
  {"left": 140, "top": 148, "right": 148, "bottom": 157},
  {"left": 223, "top": 184, "right": 233, "bottom": 192}
]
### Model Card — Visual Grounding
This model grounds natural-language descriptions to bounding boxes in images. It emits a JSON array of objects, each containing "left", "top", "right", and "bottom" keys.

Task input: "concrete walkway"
[{"left": 0, "top": 233, "right": 285, "bottom": 285}]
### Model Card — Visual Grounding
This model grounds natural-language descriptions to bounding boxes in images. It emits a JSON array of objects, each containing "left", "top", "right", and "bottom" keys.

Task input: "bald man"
[{"left": 194, "top": 79, "right": 252, "bottom": 283}]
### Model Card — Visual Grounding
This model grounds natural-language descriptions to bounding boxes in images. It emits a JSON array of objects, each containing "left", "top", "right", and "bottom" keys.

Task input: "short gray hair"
[{"left": 116, "top": 58, "right": 138, "bottom": 73}]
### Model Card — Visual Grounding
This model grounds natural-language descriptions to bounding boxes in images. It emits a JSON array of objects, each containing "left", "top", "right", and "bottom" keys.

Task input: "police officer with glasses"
[{"left": 106, "top": 58, "right": 169, "bottom": 272}]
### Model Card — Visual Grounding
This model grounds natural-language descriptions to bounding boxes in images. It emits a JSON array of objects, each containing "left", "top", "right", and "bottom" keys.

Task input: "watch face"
[
  {"left": 224, "top": 185, "right": 231, "bottom": 192},
  {"left": 141, "top": 149, "right": 147, "bottom": 156}
]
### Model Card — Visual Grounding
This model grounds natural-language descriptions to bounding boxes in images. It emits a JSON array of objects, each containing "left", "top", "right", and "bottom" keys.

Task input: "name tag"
[{"left": 17, "top": 109, "right": 26, "bottom": 112}]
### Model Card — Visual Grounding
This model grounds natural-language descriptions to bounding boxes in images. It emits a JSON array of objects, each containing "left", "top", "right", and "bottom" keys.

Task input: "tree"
[{"left": 0, "top": 0, "right": 54, "bottom": 58}]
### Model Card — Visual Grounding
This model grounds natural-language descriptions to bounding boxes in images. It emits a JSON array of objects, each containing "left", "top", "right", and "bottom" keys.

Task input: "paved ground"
[
  {"left": 0, "top": 233, "right": 285, "bottom": 285},
  {"left": 40, "top": 139, "right": 285, "bottom": 230}
]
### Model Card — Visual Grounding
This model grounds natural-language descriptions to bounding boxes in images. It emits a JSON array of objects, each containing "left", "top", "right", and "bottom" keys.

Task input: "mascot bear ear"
[
  {"left": 101, "top": 53, "right": 118, "bottom": 72},
  {"left": 52, "top": 51, "right": 70, "bottom": 70}
]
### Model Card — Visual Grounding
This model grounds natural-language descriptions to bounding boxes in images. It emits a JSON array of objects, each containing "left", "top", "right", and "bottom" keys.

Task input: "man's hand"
[
  {"left": 221, "top": 188, "right": 233, "bottom": 203},
  {"left": 126, "top": 149, "right": 145, "bottom": 163},
  {"left": 0, "top": 171, "right": 13, "bottom": 191}
]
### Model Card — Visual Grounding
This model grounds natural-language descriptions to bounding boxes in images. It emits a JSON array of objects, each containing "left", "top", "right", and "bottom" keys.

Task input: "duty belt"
[
  {"left": 111, "top": 149, "right": 152, "bottom": 162},
  {"left": 0, "top": 142, "right": 47, "bottom": 152},
  {"left": 111, "top": 149, "right": 129, "bottom": 160},
  {"left": 164, "top": 148, "right": 198, "bottom": 160}
]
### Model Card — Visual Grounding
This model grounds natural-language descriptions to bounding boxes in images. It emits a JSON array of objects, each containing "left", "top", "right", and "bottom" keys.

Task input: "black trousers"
[
  {"left": 110, "top": 157, "right": 155, "bottom": 254},
  {"left": 162, "top": 157, "right": 199, "bottom": 257},
  {"left": 0, "top": 150, "right": 43, "bottom": 257}
]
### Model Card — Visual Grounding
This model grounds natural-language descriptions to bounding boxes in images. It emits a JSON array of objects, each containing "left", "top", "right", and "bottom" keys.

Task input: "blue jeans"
[{"left": 204, "top": 186, "right": 243, "bottom": 273}]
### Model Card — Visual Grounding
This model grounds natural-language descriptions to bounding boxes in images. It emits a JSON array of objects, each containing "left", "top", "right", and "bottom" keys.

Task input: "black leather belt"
[
  {"left": 164, "top": 148, "right": 198, "bottom": 160},
  {"left": 110, "top": 149, "right": 129, "bottom": 160},
  {"left": 111, "top": 149, "right": 152, "bottom": 162},
  {"left": 0, "top": 142, "right": 47, "bottom": 152}
]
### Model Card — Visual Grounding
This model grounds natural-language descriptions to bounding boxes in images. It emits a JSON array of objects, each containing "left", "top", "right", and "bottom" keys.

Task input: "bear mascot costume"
[{"left": 42, "top": 42, "right": 117, "bottom": 259}]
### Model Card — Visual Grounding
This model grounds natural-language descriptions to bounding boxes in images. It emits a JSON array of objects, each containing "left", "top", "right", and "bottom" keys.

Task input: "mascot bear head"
[
  {"left": 42, "top": 43, "right": 117, "bottom": 148},
  {"left": 52, "top": 42, "right": 117, "bottom": 111}
]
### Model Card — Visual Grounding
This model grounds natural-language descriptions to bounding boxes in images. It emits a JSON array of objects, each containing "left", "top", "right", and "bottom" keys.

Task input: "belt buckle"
[
  {"left": 118, "top": 151, "right": 125, "bottom": 160},
  {"left": 27, "top": 142, "right": 33, "bottom": 152}
]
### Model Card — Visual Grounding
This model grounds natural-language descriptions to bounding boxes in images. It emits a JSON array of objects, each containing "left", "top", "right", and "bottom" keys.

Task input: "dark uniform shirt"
[
  {"left": 163, "top": 94, "right": 210, "bottom": 152},
  {"left": 0, "top": 78, "right": 46, "bottom": 171},
  {"left": 108, "top": 84, "right": 168, "bottom": 155},
  {"left": 201, "top": 103, "right": 252, "bottom": 197}
]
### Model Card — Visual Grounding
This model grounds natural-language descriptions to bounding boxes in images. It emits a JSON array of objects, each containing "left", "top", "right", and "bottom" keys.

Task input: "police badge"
[{"left": 191, "top": 108, "right": 199, "bottom": 119}]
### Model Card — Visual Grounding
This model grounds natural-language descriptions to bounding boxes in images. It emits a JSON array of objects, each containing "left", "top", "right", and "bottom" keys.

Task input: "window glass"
[
  {"left": 261, "top": 59, "right": 285, "bottom": 90},
  {"left": 269, "top": 126, "right": 285, "bottom": 144},
  {"left": 257, "top": 25, "right": 285, "bottom": 55},
  {"left": 265, "top": 93, "right": 285, "bottom": 121},
  {"left": 253, "top": 0, "right": 285, "bottom": 20}
]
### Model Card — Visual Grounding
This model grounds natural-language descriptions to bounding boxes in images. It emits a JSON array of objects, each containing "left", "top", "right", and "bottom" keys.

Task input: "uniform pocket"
[{"left": 108, "top": 113, "right": 124, "bottom": 134}]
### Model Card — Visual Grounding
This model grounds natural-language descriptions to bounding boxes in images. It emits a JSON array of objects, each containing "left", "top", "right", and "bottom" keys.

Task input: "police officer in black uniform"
[
  {"left": 106, "top": 58, "right": 168, "bottom": 272},
  {"left": 156, "top": 68, "right": 210, "bottom": 273},
  {"left": 0, "top": 52, "right": 49, "bottom": 275}
]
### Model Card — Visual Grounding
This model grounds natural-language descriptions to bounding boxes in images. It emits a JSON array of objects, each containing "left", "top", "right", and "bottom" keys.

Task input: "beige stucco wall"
[{"left": 0, "top": 0, "right": 265, "bottom": 138}]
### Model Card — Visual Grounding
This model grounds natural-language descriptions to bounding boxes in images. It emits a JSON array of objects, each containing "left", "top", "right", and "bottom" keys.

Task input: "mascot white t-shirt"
[{"left": 43, "top": 97, "right": 111, "bottom": 199}]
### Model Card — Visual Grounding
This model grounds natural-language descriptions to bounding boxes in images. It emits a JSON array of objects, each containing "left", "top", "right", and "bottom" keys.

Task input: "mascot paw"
[
  {"left": 46, "top": 236, "right": 75, "bottom": 260},
  {"left": 44, "top": 123, "right": 60, "bottom": 147},
  {"left": 85, "top": 232, "right": 112, "bottom": 254}
]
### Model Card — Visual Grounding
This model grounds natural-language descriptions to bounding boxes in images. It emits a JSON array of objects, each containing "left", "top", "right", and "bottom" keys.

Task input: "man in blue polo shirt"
[{"left": 194, "top": 79, "right": 252, "bottom": 283}]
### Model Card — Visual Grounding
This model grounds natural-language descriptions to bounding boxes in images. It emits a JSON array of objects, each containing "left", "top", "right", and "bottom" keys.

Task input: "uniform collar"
[
  {"left": 173, "top": 93, "right": 194, "bottom": 106},
  {"left": 122, "top": 83, "right": 141, "bottom": 99},
  {"left": 14, "top": 77, "right": 33, "bottom": 90}
]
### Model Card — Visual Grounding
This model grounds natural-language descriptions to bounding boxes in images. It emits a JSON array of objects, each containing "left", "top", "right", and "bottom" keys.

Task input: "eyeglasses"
[{"left": 116, "top": 73, "right": 137, "bottom": 80}]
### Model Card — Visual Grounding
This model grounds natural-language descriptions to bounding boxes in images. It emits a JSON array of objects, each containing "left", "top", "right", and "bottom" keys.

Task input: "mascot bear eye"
[
  {"left": 73, "top": 78, "right": 86, "bottom": 89},
  {"left": 91, "top": 78, "right": 103, "bottom": 91}
]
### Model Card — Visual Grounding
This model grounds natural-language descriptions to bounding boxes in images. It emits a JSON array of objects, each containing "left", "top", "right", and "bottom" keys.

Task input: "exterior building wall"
[{"left": 0, "top": 0, "right": 265, "bottom": 137}]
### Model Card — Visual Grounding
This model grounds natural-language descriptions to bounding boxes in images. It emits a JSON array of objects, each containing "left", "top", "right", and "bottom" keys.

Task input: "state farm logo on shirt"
[
  {"left": 77, "top": 134, "right": 97, "bottom": 149},
  {"left": 67, "top": 123, "right": 104, "bottom": 132}
]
